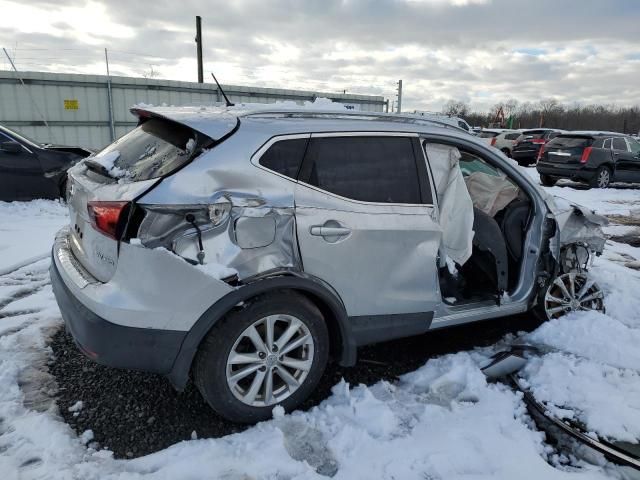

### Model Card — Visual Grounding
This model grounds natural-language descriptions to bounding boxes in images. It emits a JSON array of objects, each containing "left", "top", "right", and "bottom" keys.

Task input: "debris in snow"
[
  {"left": 68, "top": 400, "right": 83, "bottom": 413},
  {"left": 80, "top": 429, "right": 94, "bottom": 445},
  {"left": 129, "top": 238, "right": 143, "bottom": 246}
]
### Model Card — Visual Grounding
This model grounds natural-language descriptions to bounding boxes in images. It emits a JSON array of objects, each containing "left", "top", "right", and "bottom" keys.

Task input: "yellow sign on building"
[{"left": 64, "top": 99, "right": 79, "bottom": 110}]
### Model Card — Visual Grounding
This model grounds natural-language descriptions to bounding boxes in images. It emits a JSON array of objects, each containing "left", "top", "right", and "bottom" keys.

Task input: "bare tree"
[{"left": 442, "top": 99, "right": 470, "bottom": 117}]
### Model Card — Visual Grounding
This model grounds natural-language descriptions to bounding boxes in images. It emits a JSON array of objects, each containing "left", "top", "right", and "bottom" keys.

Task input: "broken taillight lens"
[{"left": 87, "top": 201, "right": 130, "bottom": 239}]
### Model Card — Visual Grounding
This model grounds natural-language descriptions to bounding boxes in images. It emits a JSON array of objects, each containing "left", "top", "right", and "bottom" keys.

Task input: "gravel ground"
[{"left": 49, "top": 313, "right": 543, "bottom": 459}]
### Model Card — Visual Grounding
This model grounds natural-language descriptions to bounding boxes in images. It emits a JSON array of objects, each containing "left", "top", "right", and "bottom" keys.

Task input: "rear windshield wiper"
[{"left": 84, "top": 158, "right": 113, "bottom": 178}]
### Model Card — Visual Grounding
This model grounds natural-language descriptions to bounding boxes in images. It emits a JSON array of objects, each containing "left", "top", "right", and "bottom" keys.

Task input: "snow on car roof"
[{"left": 130, "top": 99, "right": 473, "bottom": 140}]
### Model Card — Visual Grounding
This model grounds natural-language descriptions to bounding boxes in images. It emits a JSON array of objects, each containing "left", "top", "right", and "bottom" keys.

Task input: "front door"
[{"left": 295, "top": 133, "right": 442, "bottom": 317}]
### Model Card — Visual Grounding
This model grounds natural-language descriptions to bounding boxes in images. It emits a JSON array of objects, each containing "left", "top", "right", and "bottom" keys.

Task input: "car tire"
[
  {"left": 589, "top": 166, "right": 611, "bottom": 188},
  {"left": 539, "top": 174, "right": 557, "bottom": 187},
  {"left": 516, "top": 159, "right": 530, "bottom": 167},
  {"left": 194, "top": 291, "right": 329, "bottom": 423},
  {"left": 501, "top": 148, "right": 512, "bottom": 158}
]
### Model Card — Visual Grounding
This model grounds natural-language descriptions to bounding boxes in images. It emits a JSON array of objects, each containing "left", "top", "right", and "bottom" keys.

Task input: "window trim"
[
  {"left": 297, "top": 131, "right": 434, "bottom": 208},
  {"left": 250, "top": 133, "right": 311, "bottom": 182}
]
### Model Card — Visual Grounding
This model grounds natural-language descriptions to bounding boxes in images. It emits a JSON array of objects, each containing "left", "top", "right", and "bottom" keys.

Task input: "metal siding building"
[{"left": 0, "top": 70, "right": 386, "bottom": 149}]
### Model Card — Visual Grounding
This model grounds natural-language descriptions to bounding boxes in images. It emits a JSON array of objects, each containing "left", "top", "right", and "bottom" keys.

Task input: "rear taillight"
[
  {"left": 537, "top": 144, "right": 545, "bottom": 161},
  {"left": 580, "top": 147, "right": 593, "bottom": 164},
  {"left": 531, "top": 139, "right": 545, "bottom": 144},
  {"left": 490, "top": 137, "right": 497, "bottom": 146},
  {"left": 87, "top": 201, "right": 130, "bottom": 239}
]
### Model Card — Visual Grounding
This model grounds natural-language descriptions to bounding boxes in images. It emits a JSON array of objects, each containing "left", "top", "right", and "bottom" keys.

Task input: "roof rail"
[{"left": 240, "top": 110, "right": 469, "bottom": 133}]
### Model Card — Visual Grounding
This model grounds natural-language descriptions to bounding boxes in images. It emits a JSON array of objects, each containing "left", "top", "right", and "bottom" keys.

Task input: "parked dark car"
[
  {"left": 0, "top": 125, "right": 92, "bottom": 201},
  {"left": 537, "top": 132, "right": 640, "bottom": 188},
  {"left": 511, "top": 129, "right": 563, "bottom": 166}
]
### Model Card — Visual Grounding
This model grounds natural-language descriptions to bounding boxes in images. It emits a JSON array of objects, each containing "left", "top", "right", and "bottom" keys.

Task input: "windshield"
[
  {"left": 93, "top": 118, "right": 202, "bottom": 181},
  {"left": 0, "top": 125, "right": 42, "bottom": 148}
]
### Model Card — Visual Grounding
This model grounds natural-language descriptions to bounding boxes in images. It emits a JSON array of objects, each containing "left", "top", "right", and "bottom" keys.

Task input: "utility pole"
[
  {"left": 396, "top": 80, "right": 403, "bottom": 113},
  {"left": 195, "top": 16, "right": 204, "bottom": 83},
  {"left": 104, "top": 48, "right": 115, "bottom": 142}
]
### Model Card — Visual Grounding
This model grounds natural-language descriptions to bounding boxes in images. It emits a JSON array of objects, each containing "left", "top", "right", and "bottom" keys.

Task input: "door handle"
[{"left": 310, "top": 226, "right": 351, "bottom": 237}]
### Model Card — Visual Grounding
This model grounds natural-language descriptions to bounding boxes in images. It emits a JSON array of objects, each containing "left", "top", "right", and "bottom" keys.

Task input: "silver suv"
[{"left": 51, "top": 107, "right": 607, "bottom": 423}]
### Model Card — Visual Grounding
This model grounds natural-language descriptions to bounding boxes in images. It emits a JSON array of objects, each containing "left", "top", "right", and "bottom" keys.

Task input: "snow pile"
[
  {"left": 195, "top": 261, "right": 238, "bottom": 280},
  {"left": 1, "top": 165, "right": 640, "bottom": 478},
  {"left": 0, "top": 200, "right": 67, "bottom": 274}
]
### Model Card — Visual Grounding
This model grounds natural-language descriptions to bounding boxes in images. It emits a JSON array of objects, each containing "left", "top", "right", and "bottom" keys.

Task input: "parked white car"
[
  {"left": 411, "top": 111, "right": 473, "bottom": 134},
  {"left": 476, "top": 129, "right": 522, "bottom": 157}
]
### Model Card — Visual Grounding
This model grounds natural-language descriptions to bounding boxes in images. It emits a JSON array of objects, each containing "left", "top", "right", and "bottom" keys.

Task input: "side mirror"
[{"left": 0, "top": 141, "right": 22, "bottom": 154}]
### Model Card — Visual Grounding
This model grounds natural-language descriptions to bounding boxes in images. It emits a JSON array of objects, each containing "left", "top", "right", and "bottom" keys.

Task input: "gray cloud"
[{"left": 1, "top": 0, "right": 639, "bottom": 111}]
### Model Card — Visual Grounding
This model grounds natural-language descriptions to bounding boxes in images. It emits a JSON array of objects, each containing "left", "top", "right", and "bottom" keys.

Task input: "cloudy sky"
[{"left": 1, "top": 0, "right": 639, "bottom": 112}]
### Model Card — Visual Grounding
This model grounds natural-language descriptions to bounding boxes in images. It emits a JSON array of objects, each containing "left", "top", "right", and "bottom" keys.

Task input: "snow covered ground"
[{"left": 1, "top": 166, "right": 639, "bottom": 479}]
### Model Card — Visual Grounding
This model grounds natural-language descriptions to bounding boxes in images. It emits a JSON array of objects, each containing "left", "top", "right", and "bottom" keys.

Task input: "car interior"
[{"left": 432, "top": 146, "right": 533, "bottom": 305}]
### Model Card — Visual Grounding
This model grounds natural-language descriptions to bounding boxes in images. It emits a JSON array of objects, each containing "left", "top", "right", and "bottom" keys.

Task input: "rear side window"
[
  {"left": 505, "top": 133, "right": 520, "bottom": 140},
  {"left": 259, "top": 138, "right": 307, "bottom": 180},
  {"left": 95, "top": 117, "right": 203, "bottom": 181},
  {"left": 603, "top": 138, "right": 612, "bottom": 149},
  {"left": 303, "top": 136, "right": 421, "bottom": 204},
  {"left": 612, "top": 138, "right": 628, "bottom": 151},
  {"left": 547, "top": 136, "right": 593, "bottom": 148}
]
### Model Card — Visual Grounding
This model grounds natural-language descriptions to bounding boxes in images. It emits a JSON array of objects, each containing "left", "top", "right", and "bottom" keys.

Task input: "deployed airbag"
[
  {"left": 464, "top": 172, "right": 520, "bottom": 217},
  {"left": 424, "top": 143, "right": 474, "bottom": 266}
]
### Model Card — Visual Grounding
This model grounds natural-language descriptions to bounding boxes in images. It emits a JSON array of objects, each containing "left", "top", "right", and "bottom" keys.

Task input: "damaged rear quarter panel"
[{"left": 136, "top": 131, "right": 302, "bottom": 280}]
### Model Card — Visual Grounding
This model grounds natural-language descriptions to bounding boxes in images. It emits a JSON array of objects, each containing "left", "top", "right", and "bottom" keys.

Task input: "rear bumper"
[
  {"left": 50, "top": 226, "right": 233, "bottom": 375},
  {"left": 512, "top": 149, "right": 539, "bottom": 162},
  {"left": 536, "top": 162, "right": 595, "bottom": 182},
  {"left": 51, "top": 251, "right": 186, "bottom": 374}
]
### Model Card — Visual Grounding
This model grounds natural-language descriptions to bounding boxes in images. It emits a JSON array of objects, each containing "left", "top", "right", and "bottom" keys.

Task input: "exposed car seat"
[
  {"left": 462, "top": 207, "right": 509, "bottom": 294},
  {"left": 499, "top": 199, "right": 530, "bottom": 263}
]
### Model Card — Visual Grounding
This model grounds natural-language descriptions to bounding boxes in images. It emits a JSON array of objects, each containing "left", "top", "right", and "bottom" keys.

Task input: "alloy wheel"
[
  {"left": 225, "top": 314, "right": 314, "bottom": 407},
  {"left": 544, "top": 273, "right": 605, "bottom": 320},
  {"left": 597, "top": 169, "right": 610, "bottom": 188}
]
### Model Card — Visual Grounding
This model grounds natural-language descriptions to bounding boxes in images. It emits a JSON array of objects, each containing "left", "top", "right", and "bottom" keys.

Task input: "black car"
[
  {"left": 511, "top": 129, "right": 563, "bottom": 166},
  {"left": 536, "top": 132, "right": 640, "bottom": 188},
  {"left": 0, "top": 125, "right": 92, "bottom": 201}
]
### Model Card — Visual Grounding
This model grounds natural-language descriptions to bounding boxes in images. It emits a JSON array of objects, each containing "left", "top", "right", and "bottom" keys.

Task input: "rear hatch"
[
  {"left": 514, "top": 130, "right": 547, "bottom": 152},
  {"left": 543, "top": 135, "right": 593, "bottom": 164},
  {"left": 477, "top": 131, "right": 499, "bottom": 146},
  {"left": 66, "top": 112, "right": 234, "bottom": 282}
]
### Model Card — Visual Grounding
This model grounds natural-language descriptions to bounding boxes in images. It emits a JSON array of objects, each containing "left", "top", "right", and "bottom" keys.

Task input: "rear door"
[
  {"left": 295, "top": 133, "right": 441, "bottom": 317},
  {"left": 613, "top": 137, "right": 640, "bottom": 182}
]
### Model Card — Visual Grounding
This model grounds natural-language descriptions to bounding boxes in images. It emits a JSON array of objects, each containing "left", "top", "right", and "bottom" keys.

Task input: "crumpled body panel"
[{"left": 545, "top": 195, "right": 608, "bottom": 260}]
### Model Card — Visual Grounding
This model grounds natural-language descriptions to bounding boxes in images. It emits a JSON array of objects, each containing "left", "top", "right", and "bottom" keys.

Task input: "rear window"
[
  {"left": 94, "top": 118, "right": 203, "bottom": 181},
  {"left": 547, "top": 136, "right": 593, "bottom": 148},
  {"left": 477, "top": 131, "right": 499, "bottom": 138},
  {"left": 522, "top": 131, "right": 546, "bottom": 139},
  {"left": 259, "top": 138, "right": 308, "bottom": 180},
  {"left": 504, "top": 133, "right": 520, "bottom": 140}
]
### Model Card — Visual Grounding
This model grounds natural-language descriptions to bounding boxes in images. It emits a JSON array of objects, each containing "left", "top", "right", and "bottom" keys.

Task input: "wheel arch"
[{"left": 166, "top": 273, "right": 356, "bottom": 390}]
